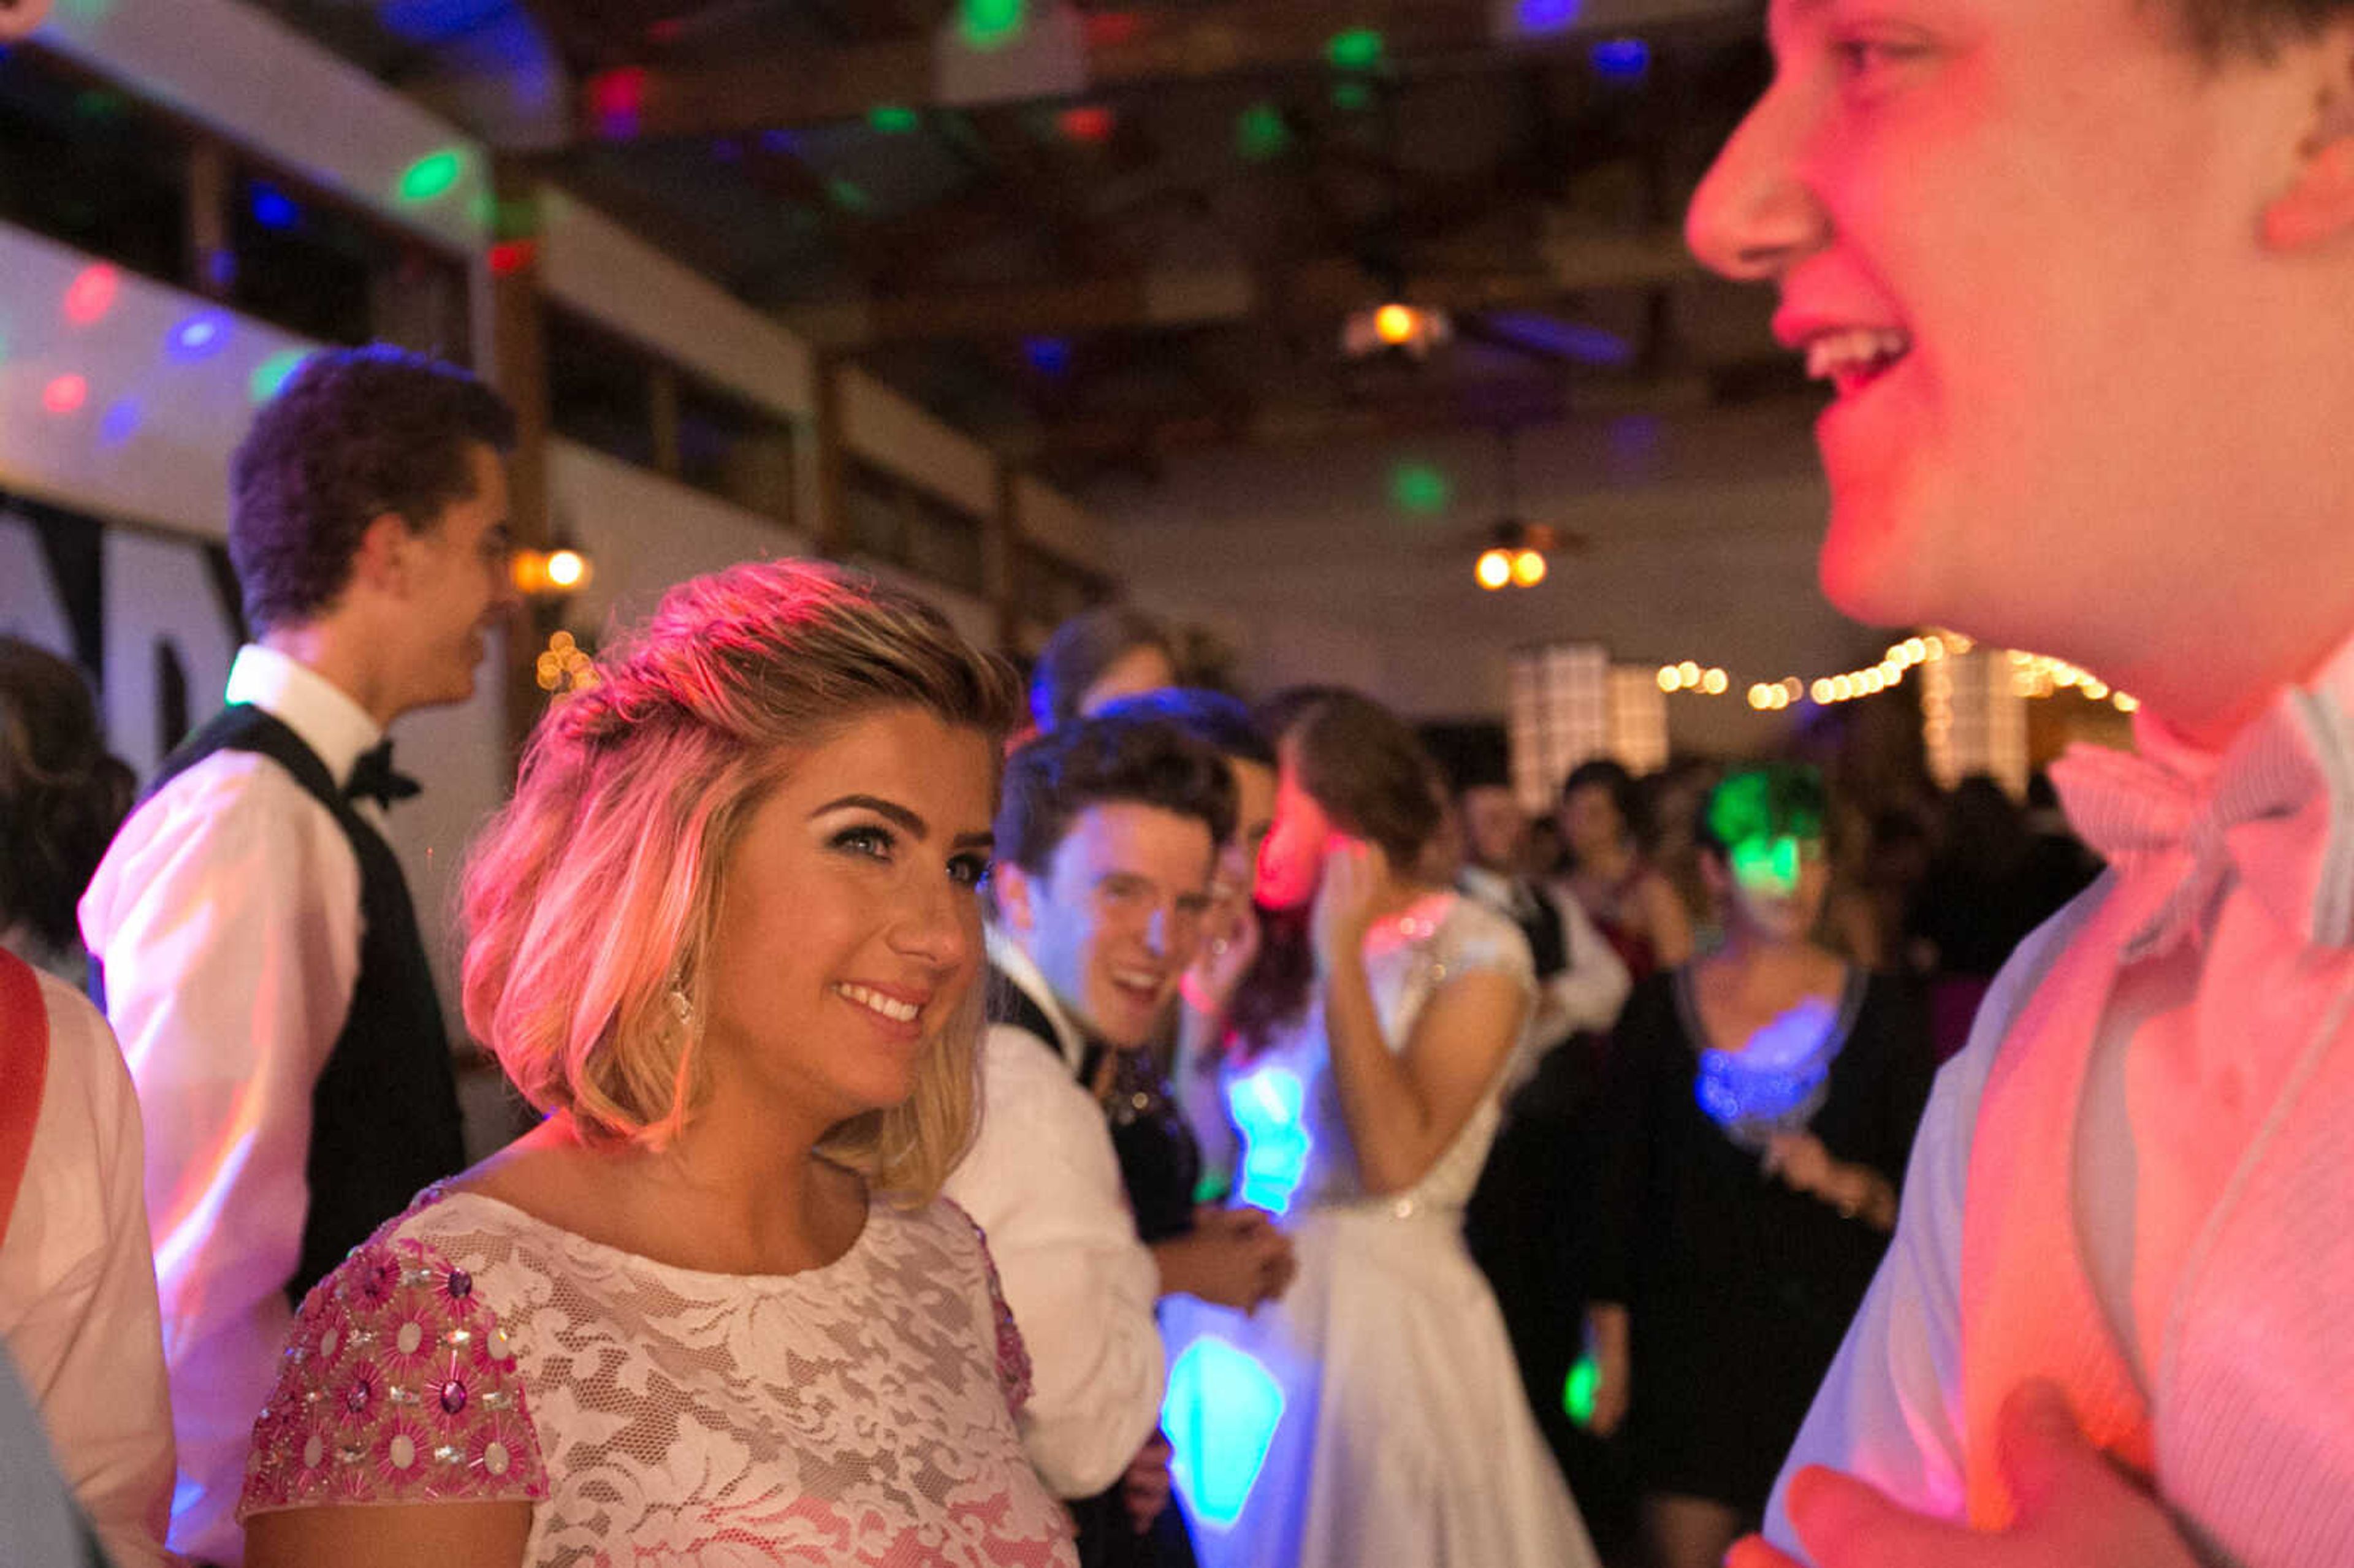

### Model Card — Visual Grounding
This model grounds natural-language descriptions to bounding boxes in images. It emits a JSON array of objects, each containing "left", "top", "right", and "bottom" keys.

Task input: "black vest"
[
  {"left": 97, "top": 704, "right": 465, "bottom": 1304},
  {"left": 1512, "top": 880, "right": 1571, "bottom": 981}
]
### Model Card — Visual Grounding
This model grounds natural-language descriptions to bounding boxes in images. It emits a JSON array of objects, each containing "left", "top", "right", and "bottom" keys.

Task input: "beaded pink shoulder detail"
[{"left": 240, "top": 1233, "right": 550, "bottom": 1516}]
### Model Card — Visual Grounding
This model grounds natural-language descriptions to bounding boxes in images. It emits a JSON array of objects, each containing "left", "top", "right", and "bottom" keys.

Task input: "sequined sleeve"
[
  {"left": 943, "top": 1202, "right": 1034, "bottom": 1421},
  {"left": 238, "top": 1235, "right": 549, "bottom": 1518}
]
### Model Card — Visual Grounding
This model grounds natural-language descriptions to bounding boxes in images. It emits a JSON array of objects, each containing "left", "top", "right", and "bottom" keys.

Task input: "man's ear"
[
  {"left": 993, "top": 861, "right": 1037, "bottom": 935},
  {"left": 2263, "top": 32, "right": 2354, "bottom": 251},
  {"left": 348, "top": 511, "right": 416, "bottom": 596}
]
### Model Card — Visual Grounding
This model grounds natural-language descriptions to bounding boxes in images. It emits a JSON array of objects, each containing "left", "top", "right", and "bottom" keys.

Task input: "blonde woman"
[{"left": 237, "top": 561, "right": 1075, "bottom": 1567}]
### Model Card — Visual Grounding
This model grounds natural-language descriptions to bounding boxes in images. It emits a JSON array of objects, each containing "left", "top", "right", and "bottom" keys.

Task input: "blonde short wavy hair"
[{"left": 460, "top": 560, "right": 1021, "bottom": 1201}]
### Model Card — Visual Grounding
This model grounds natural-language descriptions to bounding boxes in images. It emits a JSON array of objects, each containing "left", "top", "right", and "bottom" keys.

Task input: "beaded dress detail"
[{"left": 240, "top": 1187, "right": 1074, "bottom": 1568}]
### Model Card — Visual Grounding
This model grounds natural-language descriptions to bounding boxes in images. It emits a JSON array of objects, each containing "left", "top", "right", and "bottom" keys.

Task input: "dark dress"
[{"left": 1589, "top": 966, "right": 1935, "bottom": 1515}]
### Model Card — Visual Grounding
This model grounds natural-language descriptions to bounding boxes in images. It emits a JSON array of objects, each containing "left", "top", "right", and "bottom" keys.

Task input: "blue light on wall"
[
  {"left": 1164, "top": 1336, "right": 1285, "bottom": 1529},
  {"left": 1228, "top": 1066, "right": 1312, "bottom": 1216},
  {"left": 97, "top": 397, "right": 142, "bottom": 447}
]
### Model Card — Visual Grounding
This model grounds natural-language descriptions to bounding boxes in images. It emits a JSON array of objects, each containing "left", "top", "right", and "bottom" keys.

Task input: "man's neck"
[{"left": 261, "top": 622, "right": 402, "bottom": 729}]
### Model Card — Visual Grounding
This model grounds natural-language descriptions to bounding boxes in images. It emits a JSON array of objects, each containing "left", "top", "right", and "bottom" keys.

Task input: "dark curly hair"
[
  {"left": 0, "top": 637, "right": 135, "bottom": 951},
  {"left": 2165, "top": 0, "right": 2354, "bottom": 58},
  {"left": 997, "top": 712, "right": 1238, "bottom": 878},
  {"left": 229, "top": 345, "right": 516, "bottom": 634}
]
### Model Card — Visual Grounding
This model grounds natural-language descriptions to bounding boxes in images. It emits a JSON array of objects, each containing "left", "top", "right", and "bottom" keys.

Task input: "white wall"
[{"left": 1094, "top": 406, "right": 1878, "bottom": 752}]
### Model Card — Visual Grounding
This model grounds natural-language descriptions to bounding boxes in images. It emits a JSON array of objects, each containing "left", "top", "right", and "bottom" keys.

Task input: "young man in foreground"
[{"left": 1687, "top": 3, "right": 2354, "bottom": 1565}]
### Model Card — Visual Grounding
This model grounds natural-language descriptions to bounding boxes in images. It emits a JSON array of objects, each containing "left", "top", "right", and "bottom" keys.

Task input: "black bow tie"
[{"left": 346, "top": 740, "right": 422, "bottom": 809}]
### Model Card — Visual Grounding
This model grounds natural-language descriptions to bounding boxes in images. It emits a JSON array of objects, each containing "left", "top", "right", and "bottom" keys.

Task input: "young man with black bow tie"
[{"left": 80, "top": 346, "right": 517, "bottom": 1567}]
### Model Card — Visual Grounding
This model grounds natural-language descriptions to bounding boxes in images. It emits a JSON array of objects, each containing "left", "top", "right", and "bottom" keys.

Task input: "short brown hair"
[
  {"left": 997, "top": 714, "right": 1238, "bottom": 876},
  {"left": 2160, "top": 0, "right": 2354, "bottom": 56},
  {"left": 461, "top": 560, "right": 1021, "bottom": 1201},
  {"left": 229, "top": 345, "right": 515, "bottom": 633}
]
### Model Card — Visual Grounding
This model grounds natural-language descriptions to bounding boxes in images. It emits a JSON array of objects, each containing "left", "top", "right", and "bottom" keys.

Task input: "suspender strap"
[{"left": 0, "top": 950, "right": 51, "bottom": 1251}]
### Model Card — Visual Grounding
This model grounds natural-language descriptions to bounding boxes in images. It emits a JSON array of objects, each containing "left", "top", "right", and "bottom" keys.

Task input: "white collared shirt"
[
  {"left": 80, "top": 644, "right": 387, "bottom": 1567},
  {"left": 1458, "top": 864, "right": 1632, "bottom": 1065},
  {"left": 1766, "top": 630, "right": 2354, "bottom": 1559},
  {"left": 940, "top": 927, "right": 1165, "bottom": 1499}
]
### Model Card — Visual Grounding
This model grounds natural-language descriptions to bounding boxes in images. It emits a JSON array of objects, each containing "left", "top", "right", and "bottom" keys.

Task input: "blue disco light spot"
[
  {"left": 1164, "top": 1336, "right": 1285, "bottom": 1529},
  {"left": 1517, "top": 0, "right": 1581, "bottom": 33},
  {"left": 166, "top": 313, "right": 230, "bottom": 362},
  {"left": 1024, "top": 336, "right": 1072, "bottom": 375},
  {"left": 249, "top": 181, "right": 300, "bottom": 231},
  {"left": 1229, "top": 1066, "right": 1312, "bottom": 1216},
  {"left": 1591, "top": 37, "right": 1651, "bottom": 79},
  {"left": 97, "top": 397, "right": 141, "bottom": 447}
]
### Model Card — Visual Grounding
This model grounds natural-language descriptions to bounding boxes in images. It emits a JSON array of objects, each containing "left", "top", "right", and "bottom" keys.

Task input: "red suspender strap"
[{"left": 0, "top": 950, "right": 50, "bottom": 1250}]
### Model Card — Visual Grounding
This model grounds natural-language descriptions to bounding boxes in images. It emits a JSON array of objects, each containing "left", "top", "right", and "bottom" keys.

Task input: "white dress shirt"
[
  {"left": 1459, "top": 864, "right": 1633, "bottom": 1070},
  {"left": 0, "top": 971, "right": 175, "bottom": 1568},
  {"left": 79, "top": 644, "right": 383, "bottom": 1567},
  {"left": 942, "top": 927, "right": 1167, "bottom": 1499},
  {"left": 1766, "top": 629, "right": 2354, "bottom": 1562}
]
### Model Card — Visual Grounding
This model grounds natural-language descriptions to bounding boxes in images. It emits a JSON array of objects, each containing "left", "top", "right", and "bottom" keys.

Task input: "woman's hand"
[
  {"left": 1311, "top": 837, "right": 1388, "bottom": 975},
  {"left": 1153, "top": 1206, "right": 1296, "bottom": 1312},
  {"left": 1121, "top": 1433, "right": 1175, "bottom": 1535},
  {"left": 1764, "top": 1132, "right": 1896, "bottom": 1230}
]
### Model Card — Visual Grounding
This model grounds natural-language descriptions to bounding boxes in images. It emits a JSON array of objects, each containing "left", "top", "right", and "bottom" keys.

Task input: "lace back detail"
[{"left": 242, "top": 1233, "right": 549, "bottom": 1516}]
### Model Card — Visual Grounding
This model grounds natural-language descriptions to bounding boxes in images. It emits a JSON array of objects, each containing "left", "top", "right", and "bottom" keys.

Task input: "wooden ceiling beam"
[
  {"left": 774, "top": 228, "right": 1701, "bottom": 346},
  {"left": 571, "top": 0, "right": 1754, "bottom": 143}
]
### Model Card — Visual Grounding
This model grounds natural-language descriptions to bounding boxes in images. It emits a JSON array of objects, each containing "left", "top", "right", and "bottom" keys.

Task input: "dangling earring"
[{"left": 660, "top": 984, "right": 695, "bottom": 1045}]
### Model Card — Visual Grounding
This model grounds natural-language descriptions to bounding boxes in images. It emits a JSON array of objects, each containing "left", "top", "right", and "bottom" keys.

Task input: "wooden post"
[{"left": 478, "top": 160, "right": 552, "bottom": 761}]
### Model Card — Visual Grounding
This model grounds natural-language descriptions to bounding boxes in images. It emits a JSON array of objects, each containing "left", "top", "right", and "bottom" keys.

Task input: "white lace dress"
[
  {"left": 238, "top": 1187, "right": 1078, "bottom": 1567},
  {"left": 1160, "top": 893, "right": 1600, "bottom": 1568}
]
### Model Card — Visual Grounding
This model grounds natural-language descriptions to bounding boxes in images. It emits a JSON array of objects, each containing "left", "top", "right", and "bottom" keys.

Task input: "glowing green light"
[
  {"left": 959, "top": 0, "right": 1026, "bottom": 49},
  {"left": 1390, "top": 461, "right": 1451, "bottom": 515},
  {"left": 1563, "top": 1354, "right": 1599, "bottom": 1426},
  {"left": 248, "top": 348, "right": 311, "bottom": 405},
  {"left": 1332, "top": 80, "right": 1373, "bottom": 112},
  {"left": 72, "top": 89, "right": 126, "bottom": 122},
  {"left": 826, "top": 178, "right": 871, "bottom": 213},
  {"left": 397, "top": 150, "right": 465, "bottom": 204},
  {"left": 1729, "top": 835, "right": 1804, "bottom": 896},
  {"left": 1235, "top": 102, "right": 1292, "bottom": 162},
  {"left": 867, "top": 104, "right": 920, "bottom": 134},
  {"left": 1327, "top": 28, "right": 1386, "bottom": 71}
]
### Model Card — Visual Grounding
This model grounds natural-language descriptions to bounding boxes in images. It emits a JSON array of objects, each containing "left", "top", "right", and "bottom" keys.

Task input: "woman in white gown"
[{"left": 1162, "top": 690, "right": 1598, "bottom": 1568}]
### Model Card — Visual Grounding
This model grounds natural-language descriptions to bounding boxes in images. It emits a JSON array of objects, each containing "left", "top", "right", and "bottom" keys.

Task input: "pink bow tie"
[{"left": 2047, "top": 696, "right": 2354, "bottom": 961}]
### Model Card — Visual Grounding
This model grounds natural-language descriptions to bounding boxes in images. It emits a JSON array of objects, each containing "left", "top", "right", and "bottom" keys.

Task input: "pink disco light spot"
[
  {"left": 43, "top": 374, "right": 89, "bottom": 414},
  {"left": 63, "top": 264, "right": 120, "bottom": 326}
]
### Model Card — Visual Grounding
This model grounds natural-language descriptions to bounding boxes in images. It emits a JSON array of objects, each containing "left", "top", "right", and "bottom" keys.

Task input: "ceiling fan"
[{"left": 1432, "top": 427, "right": 1593, "bottom": 590}]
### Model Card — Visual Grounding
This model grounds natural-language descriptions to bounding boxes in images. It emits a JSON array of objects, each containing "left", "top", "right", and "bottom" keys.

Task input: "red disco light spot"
[
  {"left": 1057, "top": 105, "right": 1115, "bottom": 143},
  {"left": 1081, "top": 10, "right": 1142, "bottom": 47},
  {"left": 43, "top": 375, "right": 88, "bottom": 414},
  {"left": 588, "top": 67, "right": 647, "bottom": 137},
  {"left": 488, "top": 240, "right": 538, "bottom": 276},
  {"left": 63, "top": 264, "right": 120, "bottom": 326}
]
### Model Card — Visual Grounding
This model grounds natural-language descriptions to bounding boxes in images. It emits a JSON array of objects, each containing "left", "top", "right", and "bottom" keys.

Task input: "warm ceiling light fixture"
[
  {"left": 1343, "top": 302, "right": 1452, "bottom": 360},
  {"left": 513, "top": 547, "right": 595, "bottom": 596},
  {"left": 1475, "top": 549, "right": 1513, "bottom": 590}
]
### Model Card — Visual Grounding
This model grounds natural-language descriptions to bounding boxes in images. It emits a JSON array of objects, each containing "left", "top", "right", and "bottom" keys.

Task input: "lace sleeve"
[
  {"left": 238, "top": 1234, "right": 549, "bottom": 1518},
  {"left": 1439, "top": 899, "right": 1538, "bottom": 996}
]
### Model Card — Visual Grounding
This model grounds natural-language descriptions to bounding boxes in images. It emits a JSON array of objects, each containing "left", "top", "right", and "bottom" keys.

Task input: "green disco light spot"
[
  {"left": 827, "top": 178, "right": 872, "bottom": 213},
  {"left": 1327, "top": 27, "right": 1385, "bottom": 72},
  {"left": 397, "top": 150, "right": 465, "bottom": 204},
  {"left": 1235, "top": 102, "right": 1292, "bottom": 162},
  {"left": 1332, "top": 80, "right": 1374, "bottom": 112},
  {"left": 867, "top": 104, "right": 920, "bottom": 134},
  {"left": 1390, "top": 461, "right": 1451, "bottom": 515},
  {"left": 248, "top": 348, "right": 311, "bottom": 405},
  {"left": 1563, "top": 1353, "right": 1599, "bottom": 1426},
  {"left": 959, "top": 0, "right": 1026, "bottom": 50}
]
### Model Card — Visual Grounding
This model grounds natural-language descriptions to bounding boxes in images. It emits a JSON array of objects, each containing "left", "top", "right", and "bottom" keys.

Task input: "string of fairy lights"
[{"left": 1651, "top": 633, "right": 2141, "bottom": 715}]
